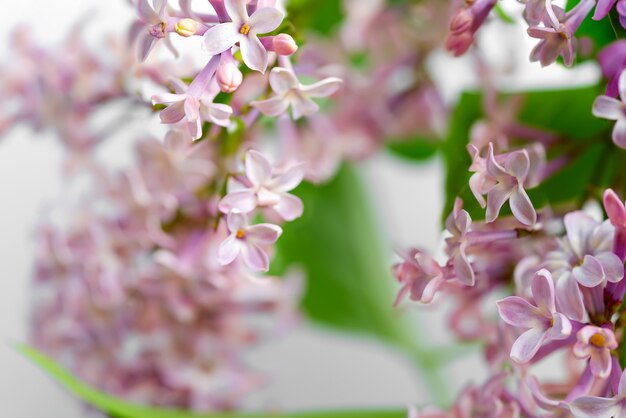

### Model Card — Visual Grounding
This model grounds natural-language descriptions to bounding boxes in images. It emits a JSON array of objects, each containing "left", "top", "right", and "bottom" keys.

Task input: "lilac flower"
[
  {"left": 129, "top": 0, "right": 178, "bottom": 61},
  {"left": 604, "top": 188, "right": 626, "bottom": 261},
  {"left": 594, "top": 0, "right": 626, "bottom": 29},
  {"left": 496, "top": 269, "right": 572, "bottom": 363},
  {"left": 570, "top": 368, "right": 626, "bottom": 417},
  {"left": 152, "top": 59, "right": 232, "bottom": 139},
  {"left": 483, "top": 143, "right": 536, "bottom": 226},
  {"left": 545, "top": 211, "right": 623, "bottom": 320},
  {"left": 203, "top": 0, "right": 284, "bottom": 73},
  {"left": 392, "top": 249, "right": 446, "bottom": 305},
  {"left": 573, "top": 326, "right": 618, "bottom": 378},
  {"left": 218, "top": 211, "right": 282, "bottom": 272},
  {"left": 219, "top": 150, "right": 305, "bottom": 221},
  {"left": 592, "top": 70, "right": 626, "bottom": 149},
  {"left": 527, "top": 0, "right": 595, "bottom": 67},
  {"left": 523, "top": 0, "right": 547, "bottom": 25},
  {"left": 599, "top": 41, "right": 626, "bottom": 97},
  {"left": 444, "top": 198, "right": 475, "bottom": 286},
  {"left": 251, "top": 68, "right": 343, "bottom": 120}
]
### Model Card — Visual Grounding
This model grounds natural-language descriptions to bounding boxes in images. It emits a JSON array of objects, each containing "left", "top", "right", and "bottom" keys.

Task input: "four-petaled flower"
[
  {"left": 251, "top": 68, "right": 343, "bottom": 120},
  {"left": 496, "top": 269, "right": 572, "bottom": 363},
  {"left": 392, "top": 249, "right": 446, "bottom": 305},
  {"left": 593, "top": 69, "right": 626, "bottom": 149},
  {"left": 218, "top": 211, "right": 282, "bottom": 272},
  {"left": 204, "top": 0, "right": 284, "bottom": 73},
  {"left": 484, "top": 143, "right": 536, "bottom": 226},
  {"left": 130, "top": 0, "right": 177, "bottom": 61},
  {"left": 570, "top": 368, "right": 626, "bottom": 418},
  {"left": 219, "top": 150, "right": 305, "bottom": 221},
  {"left": 444, "top": 198, "right": 475, "bottom": 286},
  {"left": 527, "top": 0, "right": 594, "bottom": 67},
  {"left": 573, "top": 325, "right": 618, "bottom": 378},
  {"left": 152, "top": 77, "right": 232, "bottom": 140}
]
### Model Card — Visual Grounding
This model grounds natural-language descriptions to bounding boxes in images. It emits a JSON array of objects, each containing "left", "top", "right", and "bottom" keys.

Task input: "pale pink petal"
[
  {"left": 301, "top": 78, "right": 343, "bottom": 98},
  {"left": 184, "top": 97, "right": 200, "bottom": 122},
  {"left": 152, "top": 93, "right": 186, "bottom": 105},
  {"left": 452, "top": 246, "right": 474, "bottom": 286},
  {"left": 510, "top": 186, "right": 536, "bottom": 226},
  {"left": 496, "top": 296, "right": 544, "bottom": 328},
  {"left": 415, "top": 253, "right": 443, "bottom": 278},
  {"left": 129, "top": 21, "right": 144, "bottom": 44},
  {"left": 219, "top": 190, "right": 257, "bottom": 213},
  {"left": 160, "top": 101, "right": 186, "bottom": 124},
  {"left": 204, "top": 22, "right": 241, "bottom": 55},
  {"left": 510, "top": 327, "right": 546, "bottom": 363},
  {"left": 226, "top": 211, "right": 248, "bottom": 232},
  {"left": 269, "top": 68, "right": 299, "bottom": 94},
  {"left": 248, "top": 7, "right": 284, "bottom": 33},
  {"left": 138, "top": 0, "right": 160, "bottom": 23},
  {"left": 291, "top": 96, "right": 319, "bottom": 119},
  {"left": 154, "top": 0, "right": 167, "bottom": 18},
  {"left": 555, "top": 273, "right": 585, "bottom": 321},
  {"left": 573, "top": 340, "right": 592, "bottom": 358},
  {"left": 217, "top": 235, "right": 241, "bottom": 265},
  {"left": 246, "top": 223, "right": 282, "bottom": 244},
  {"left": 169, "top": 78, "right": 188, "bottom": 94},
  {"left": 139, "top": 34, "right": 158, "bottom": 61},
  {"left": 619, "top": 369, "right": 626, "bottom": 394},
  {"left": 272, "top": 193, "right": 303, "bottom": 221},
  {"left": 612, "top": 118, "right": 626, "bottom": 149},
  {"left": 544, "top": 312, "right": 571, "bottom": 340},
  {"left": 531, "top": 269, "right": 555, "bottom": 315},
  {"left": 619, "top": 69, "right": 626, "bottom": 101},
  {"left": 420, "top": 277, "right": 444, "bottom": 304},
  {"left": 562, "top": 39, "right": 574, "bottom": 67},
  {"left": 485, "top": 183, "right": 512, "bottom": 223},
  {"left": 187, "top": 117, "right": 202, "bottom": 140},
  {"left": 590, "top": 349, "right": 613, "bottom": 378},
  {"left": 594, "top": 0, "right": 618, "bottom": 20},
  {"left": 240, "top": 35, "right": 268, "bottom": 73},
  {"left": 242, "top": 242, "right": 270, "bottom": 271},
  {"left": 245, "top": 150, "right": 272, "bottom": 186},
  {"left": 596, "top": 252, "right": 625, "bottom": 283},
  {"left": 570, "top": 396, "right": 621, "bottom": 418},
  {"left": 564, "top": 211, "right": 597, "bottom": 259},
  {"left": 224, "top": 0, "right": 248, "bottom": 24},
  {"left": 485, "top": 143, "right": 507, "bottom": 179},
  {"left": 604, "top": 189, "right": 626, "bottom": 228},
  {"left": 573, "top": 255, "right": 606, "bottom": 287},
  {"left": 251, "top": 95, "right": 290, "bottom": 116},
  {"left": 527, "top": 376, "right": 561, "bottom": 411},
  {"left": 269, "top": 164, "right": 305, "bottom": 192},
  {"left": 504, "top": 150, "right": 529, "bottom": 180},
  {"left": 592, "top": 96, "right": 624, "bottom": 120},
  {"left": 469, "top": 173, "right": 487, "bottom": 208}
]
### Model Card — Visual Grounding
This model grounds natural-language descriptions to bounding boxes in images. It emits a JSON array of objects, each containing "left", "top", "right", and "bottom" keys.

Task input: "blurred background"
[{"left": 0, "top": 1, "right": 600, "bottom": 416}]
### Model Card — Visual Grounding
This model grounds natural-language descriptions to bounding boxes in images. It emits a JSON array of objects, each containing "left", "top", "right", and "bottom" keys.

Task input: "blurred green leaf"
[
  {"left": 441, "top": 86, "right": 612, "bottom": 222},
  {"left": 286, "top": 0, "right": 343, "bottom": 36},
  {"left": 16, "top": 344, "right": 405, "bottom": 418},
  {"left": 386, "top": 137, "right": 440, "bottom": 161}
]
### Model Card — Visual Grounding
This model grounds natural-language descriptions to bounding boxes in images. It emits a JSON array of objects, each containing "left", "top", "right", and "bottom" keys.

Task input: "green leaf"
[
  {"left": 286, "top": 0, "right": 343, "bottom": 36},
  {"left": 441, "top": 85, "right": 612, "bottom": 222},
  {"left": 386, "top": 137, "right": 440, "bottom": 161},
  {"left": 15, "top": 344, "right": 405, "bottom": 418}
]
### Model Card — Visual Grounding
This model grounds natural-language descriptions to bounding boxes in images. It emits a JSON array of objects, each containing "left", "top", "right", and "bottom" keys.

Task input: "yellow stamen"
[
  {"left": 240, "top": 23, "right": 251, "bottom": 35},
  {"left": 236, "top": 229, "right": 246, "bottom": 239},
  {"left": 590, "top": 333, "right": 606, "bottom": 348}
]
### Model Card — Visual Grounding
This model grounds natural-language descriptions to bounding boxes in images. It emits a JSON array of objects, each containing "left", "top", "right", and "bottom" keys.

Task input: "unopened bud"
[
  {"left": 272, "top": 34, "right": 298, "bottom": 56},
  {"left": 175, "top": 18, "right": 200, "bottom": 37},
  {"left": 216, "top": 60, "right": 243, "bottom": 93},
  {"left": 445, "top": 32, "right": 474, "bottom": 57},
  {"left": 449, "top": 10, "right": 473, "bottom": 35}
]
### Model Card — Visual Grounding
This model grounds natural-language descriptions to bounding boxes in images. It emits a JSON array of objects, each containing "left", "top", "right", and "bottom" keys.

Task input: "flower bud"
[
  {"left": 272, "top": 34, "right": 298, "bottom": 56},
  {"left": 175, "top": 18, "right": 200, "bottom": 37},
  {"left": 449, "top": 9, "right": 473, "bottom": 35},
  {"left": 216, "top": 60, "right": 243, "bottom": 93}
]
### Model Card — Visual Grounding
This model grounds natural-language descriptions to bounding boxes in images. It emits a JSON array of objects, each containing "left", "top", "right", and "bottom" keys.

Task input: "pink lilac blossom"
[
  {"left": 593, "top": 69, "right": 626, "bottom": 149},
  {"left": 573, "top": 326, "right": 618, "bottom": 378},
  {"left": 496, "top": 269, "right": 572, "bottom": 363}
]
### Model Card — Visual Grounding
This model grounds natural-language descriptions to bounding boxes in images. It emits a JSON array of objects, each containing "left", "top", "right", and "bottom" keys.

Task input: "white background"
[{"left": 0, "top": 1, "right": 600, "bottom": 417}]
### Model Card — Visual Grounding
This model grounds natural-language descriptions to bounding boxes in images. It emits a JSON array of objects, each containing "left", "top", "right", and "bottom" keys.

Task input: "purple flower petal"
[
  {"left": 272, "top": 193, "right": 304, "bottom": 221},
  {"left": 290, "top": 96, "right": 319, "bottom": 120},
  {"left": 452, "top": 245, "right": 474, "bottom": 286},
  {"left": 594, "top": 0, "right": 618, "bottom": 20},
  {"left": 573, "top": 254, "right": 606, "bottom": 287},
  {"left": 224, "top": 0, "right": 248, "bottom": 24},
  {"left": 592, "top": 95, "right": 624, "bottom": 120},
  {"left": 564, "top": 211, "right": 597, "bottom": 259},
  {"left": 301, "top": 78, "right": 344, "bottom": 98},
  {"left": 160, "top": 101, "right": 186, "bottom": 124},
  {"left": 245, "top": 150, "right": 272, "bottom": 186},
  {"left": 219, "top": 190, "right": 257, "bottom": 214},
  {"left": 570, "top": 396, "right": 622, "bottom": 418},
  {"left": 246, "top": 223, "right": 282, "bottom": 244},
  {"left": 240, "top": 35, "right": 268, "bottom": 73},
  {"left": 138, "top": 0, "right": 161, "bottom": 24},
  {"left": 531, "top": 269, "right": 555, "bottom": 315},
  {"left": 604, "top": 189, "right": 626, "bottom": 228},
  {"left": 590, "top": 348, "right": 613, "bottom": 379},
  {"left": 251, "top": 95, "right": 290, "bottom": 116},
  {"left": 596, "top": 252, "right": 625, "bottom": 282},
  {"left": 485, "top": 183, "right": 511, "bottom": 223},
  {"left": 510, "top": 326, "right": 546, "bottom": 363},
  {"left": 242, "top": 242, "right": 270, "bottom": 271},
  {"left": 613, "top": 118, "right": 626, "bottom": 149},
  {"left": 248, "top": 6, "right": 284, "bottom": 34},
  {"left": 226, "top": 210, "right": 248, "bottom": 232},
  {"left": 204, "top": 22, "right": 241, "bottom": 56},
  {"left": 496, "top": 296, "right": 544, "bottom": 328},
  {"left": 555, "top": 273, "right": 585, "bottom": 321},
  {"left": 269, "top": 164, "right": 305, "bottom": 193},
  {"left": 509, "top": 186, "right": 536, "bottom": 226},
  {"left": 217, "top": 235, "right": 240, "bottom": 266},
  {"left": 544, "top": 312, "right": 571, "bottom": 340}
]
